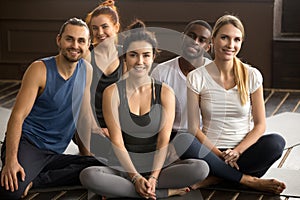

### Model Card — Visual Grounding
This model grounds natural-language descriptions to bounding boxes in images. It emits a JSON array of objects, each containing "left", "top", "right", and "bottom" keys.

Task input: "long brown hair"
[{"left": 212, "top": 14, "right": 248, "bottom": 105}]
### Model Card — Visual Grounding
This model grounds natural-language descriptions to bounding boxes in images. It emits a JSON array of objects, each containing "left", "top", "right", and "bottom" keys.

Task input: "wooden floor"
[{"left": 0, "top": 80, "right": 300, "bottom": 200}]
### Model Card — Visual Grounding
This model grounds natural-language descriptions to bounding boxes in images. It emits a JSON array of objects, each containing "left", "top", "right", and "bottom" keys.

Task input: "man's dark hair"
[
  {"left": 58, "top": 17, "right": 89, "bottom": 36},
  {"left": 183, "top": 20, "right": 212, "bottom": 34}
]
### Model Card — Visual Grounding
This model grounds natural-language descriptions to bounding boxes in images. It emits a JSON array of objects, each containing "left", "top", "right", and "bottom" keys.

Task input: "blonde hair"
[{"left": 212, "top": 14, "right": 248, "bottom": 105}]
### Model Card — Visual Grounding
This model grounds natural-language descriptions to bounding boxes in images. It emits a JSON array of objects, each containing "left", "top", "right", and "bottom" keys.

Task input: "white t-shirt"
[
  {"left": 151, "top": 56, "right": 211, "bottom": 131},
  {"left": 186, "top": 64, "right": 263, "bottom": 148}
]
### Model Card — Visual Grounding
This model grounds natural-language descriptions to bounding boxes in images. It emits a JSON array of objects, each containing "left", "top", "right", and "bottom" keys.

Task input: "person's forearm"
[
  {"left": 235, "top": 124, "right": 265, "bottom": 155},
  {"left": 112, "top": 144, "right": 139, "bottom": 179},
  {"left": 195, "top": 129, "right": 222, "bottom": 157},
  {"left": 151, "top": 136, "right": 169, "bottom": 179},
  {"left": 77, "top": 113, "right": 91, "bottom": 153},
  {"left": 5, "top": 117, "right": 23, "bottom": 163},
  {"left": 77, "top": 89, "right": 93, "bottom": 153},
  {"left": 151, "top": 150, "right": 166, "bottom": 179}
]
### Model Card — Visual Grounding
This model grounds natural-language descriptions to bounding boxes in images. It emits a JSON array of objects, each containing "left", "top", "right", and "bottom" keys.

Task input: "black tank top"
[
  {"left": 117, "top": 79, "right": 162, "bottom": 154},
  {"left": 90, "top": 46, "right": 123, "bottom": 127},
  {"left": 108, "top": 79, "right": 164, "bottom": 174}
]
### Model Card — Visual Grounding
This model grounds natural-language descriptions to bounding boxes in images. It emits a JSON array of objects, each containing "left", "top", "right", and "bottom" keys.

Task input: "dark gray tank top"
[{"left": 117, "top": 79, "right": 162, "bottom": 154}]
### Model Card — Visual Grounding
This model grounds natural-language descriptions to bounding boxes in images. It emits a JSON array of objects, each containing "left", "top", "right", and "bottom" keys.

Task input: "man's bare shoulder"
[{"left": 23, "top": 60, "right": 46, "bottom": 79}]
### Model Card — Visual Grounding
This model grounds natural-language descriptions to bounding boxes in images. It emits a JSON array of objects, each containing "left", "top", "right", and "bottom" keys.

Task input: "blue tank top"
[{"left": 22, "top": 56, "right": 86, "bottom": 153}]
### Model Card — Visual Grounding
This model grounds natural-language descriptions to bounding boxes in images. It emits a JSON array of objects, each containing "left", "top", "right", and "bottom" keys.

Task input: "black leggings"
[
  {"left": 0, "top": 135, "right": 104, "bottom": 200},
  {"left": 173, "top": 133, "right": 285, "bottom": 183}
]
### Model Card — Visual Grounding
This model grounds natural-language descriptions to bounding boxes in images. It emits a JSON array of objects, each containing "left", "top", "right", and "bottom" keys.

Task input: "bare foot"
[
  {"left": 168, "top": 187, "right": 190, "bottom": 197},
  {"left": 21, "top": 182, "right": 33, "bottom": 198},
  {"left": 241, "top": 175, "right": 286, "bottom": 194},
  {"left": 190, "top": 176, "right": 222, "bottom": 190}
]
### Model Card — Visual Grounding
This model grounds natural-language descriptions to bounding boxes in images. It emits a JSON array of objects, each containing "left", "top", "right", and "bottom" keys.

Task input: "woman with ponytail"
[
  {"left": 74, "top": 0, "right": 125, "bottom": 156},
  {"left": 176, "top": 14, "right": 286, "bottom": 194},
  {"left": 79, "top": 19, "right": 209, "bottom": 199},
  {"left": 86, "top": 0, "right": 124, "bottom": 138}
]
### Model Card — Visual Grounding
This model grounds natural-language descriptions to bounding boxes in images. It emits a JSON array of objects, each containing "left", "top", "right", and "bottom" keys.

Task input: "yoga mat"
[
  {"left": 266, "top": 112, "right": 300, "bottom": 149},
  {"left": 0, "top": 107, "right": 11, "bottom": 141}
]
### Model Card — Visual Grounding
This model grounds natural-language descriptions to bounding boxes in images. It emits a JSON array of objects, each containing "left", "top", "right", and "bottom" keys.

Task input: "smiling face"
[
  {"left": 182, "top": 24, "right": 211, "bottom": 60},
  {"left": 57, "top": 24, "right": 90, "bottom": 63},
  {"left": 125, "top": 41, "right": 154, "bottom": 78},
  {"left": 212, "top": 23, "right": 243, "bottom": 62},
  {"left": 90, "top": 14, "right": 119, "bottom": 45}
]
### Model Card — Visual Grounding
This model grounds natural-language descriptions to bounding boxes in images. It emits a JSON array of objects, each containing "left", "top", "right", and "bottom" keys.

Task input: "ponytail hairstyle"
[
  {"left": 85, "top": 0, "right": 120, "bottom": 39},
  {"left": 122, "top": 19, "right": 159, "bottom": 58},
  {"left": 212, "top": 14, "right": 248, "bottom": 105}
]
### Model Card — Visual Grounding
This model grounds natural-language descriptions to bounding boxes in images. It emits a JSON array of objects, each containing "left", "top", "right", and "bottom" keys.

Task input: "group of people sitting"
[{"left": 0, "top": 0, "right": 286, "bottom": 199}]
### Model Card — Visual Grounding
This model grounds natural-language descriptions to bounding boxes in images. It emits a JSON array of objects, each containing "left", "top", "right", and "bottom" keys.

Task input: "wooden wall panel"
[
  {"left": 281, "top": 0, "right": 300, "bottom": 35},
  {"left": 0, "top": 0, "right": 275, "bottom": 87},
  {"left": 0, "top": 0, "right": 98, "bottom": 79},
  {"left": 117, "top": 0, "right": 275, "bottom": 87},
  {"left": 273, "top": 38, "right": 300, "bottom": 89},
  {"left": 1, "top": 20, "right": 59, "bottom": 60}
]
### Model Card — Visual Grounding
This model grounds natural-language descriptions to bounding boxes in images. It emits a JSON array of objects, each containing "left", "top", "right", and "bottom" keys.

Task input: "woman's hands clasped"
[
  {"left": 133, "top": 175, "right": 157, "bottom": 199},
  {"left": 222, "top": 149, "right": 240, "bottom": 170}
]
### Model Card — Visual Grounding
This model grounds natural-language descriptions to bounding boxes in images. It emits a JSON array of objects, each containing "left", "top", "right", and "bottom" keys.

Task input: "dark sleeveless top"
[
  {"left": 22, "top": 56, "right": 86, "bottom": 153},
  {"left": 90, "top": 45, "right": 123, "bottom": 127},
  {"left": 109, "top": 79, "right": 163, "bottom": 173}
]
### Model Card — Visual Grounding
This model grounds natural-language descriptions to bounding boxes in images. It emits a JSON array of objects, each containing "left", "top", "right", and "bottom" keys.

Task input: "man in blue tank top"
[{"left": 0, "top": 18, "right": 104, "bottom": 199}]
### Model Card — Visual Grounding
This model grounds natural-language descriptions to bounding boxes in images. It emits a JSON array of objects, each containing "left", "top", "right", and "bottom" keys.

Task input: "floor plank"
[
  {"left": 25, "top": 191, "right": 62, "bottom": 200},
  {"left": 276, "top": 92, "right": 300, "bottom": 114},
  {"left": 58, "top": 189, "right": 87, "bottom": 200},
  {"left": 199, "top": 188, "right": 215, "bottom": 199},
  {"left": 209, "top": 190, "right": 239, "bottom": 199},
  {"left": 265, "top": 92, "right": 290, "bottom": 117},
  {"left": 262, "top": 194, "right": 286, "bottom": 199},
  {"left": 237, "top": 192, "right": 263, "bottom": 200}
]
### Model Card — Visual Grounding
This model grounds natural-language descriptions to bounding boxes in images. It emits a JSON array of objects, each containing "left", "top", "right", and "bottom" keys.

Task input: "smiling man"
[
  {"left": 151, "top": 20, "right": 212, "bottom": 136},
  {"left": 0, "top": 18, "right": 104, "bottom": 199}
]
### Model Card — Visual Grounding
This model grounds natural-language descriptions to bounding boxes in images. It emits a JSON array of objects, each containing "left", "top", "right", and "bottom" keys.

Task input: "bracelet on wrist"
[
  {"left": 149, "top": 175, "right": 158, "bottom": 185},
  {"left": 149, "top": 175, "right": 157, "bottom": 180},
  {"left": 131, "top": 174, "right": 141, "bottom": 185}
]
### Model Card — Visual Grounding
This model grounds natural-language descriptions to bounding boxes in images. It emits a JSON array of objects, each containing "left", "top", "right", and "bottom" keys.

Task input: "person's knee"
[
  {"left": 274, "top": 134, "right": 286, "bottom": 150},
  {"left": 190, "top": 159, "right": 210, "bottom": 182},
  {"left": 267, "top": 134, "right": 286, "bottom": 154},
  {"left": 173, "top": 133, "right": 199, "bottom": 159},
  {"left": 173, "top": 133, "right": 194, "bottom": 150},
  {"left": 273, "top": 134, "right": 286, "bottom": 158},
  {"left": 80, "top": 166, "right": 95, "bottom": 187},
  {"left": 258, "top": 134, "right": 286, "bottom": 162}
]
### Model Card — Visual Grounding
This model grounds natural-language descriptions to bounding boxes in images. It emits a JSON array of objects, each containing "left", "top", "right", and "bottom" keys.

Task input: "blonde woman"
[{"left": 176, "top": 14, "right": 286, "bottom": 194}]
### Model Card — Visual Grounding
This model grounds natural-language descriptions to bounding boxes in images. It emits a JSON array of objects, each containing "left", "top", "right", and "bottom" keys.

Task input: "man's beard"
[{"left": 61, "top": 48, "right": 82, "bottom": 63}]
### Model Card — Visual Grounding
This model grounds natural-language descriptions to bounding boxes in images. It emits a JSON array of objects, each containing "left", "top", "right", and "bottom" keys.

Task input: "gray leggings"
[{"left": 80, "top": 159, "right": 209, "bottom": 198}]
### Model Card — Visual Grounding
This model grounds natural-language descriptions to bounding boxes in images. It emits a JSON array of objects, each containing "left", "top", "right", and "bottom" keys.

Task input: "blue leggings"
[{"left": 173, "top": 133, "right": 285, "bottom": 183}]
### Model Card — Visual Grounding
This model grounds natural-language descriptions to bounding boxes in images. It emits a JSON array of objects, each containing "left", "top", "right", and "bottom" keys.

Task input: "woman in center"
[{"left": 80, "top": 20, "right": 209, "bottom": 199}]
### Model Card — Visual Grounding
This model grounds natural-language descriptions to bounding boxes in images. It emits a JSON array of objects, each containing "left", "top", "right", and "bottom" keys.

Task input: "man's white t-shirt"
[{"left": 151, "top": 56, "right": 211, "bottom": 131}]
